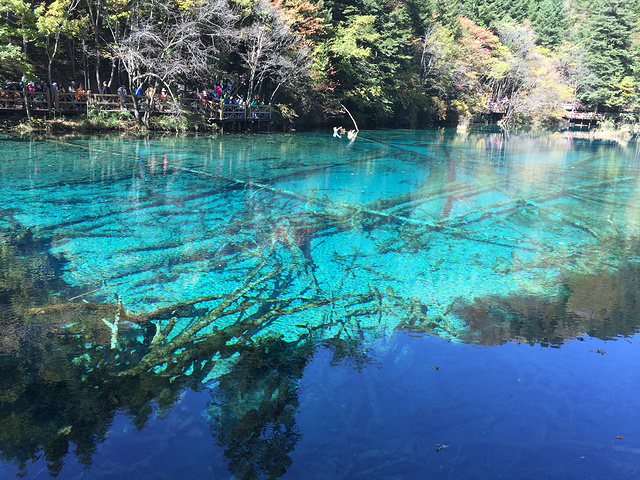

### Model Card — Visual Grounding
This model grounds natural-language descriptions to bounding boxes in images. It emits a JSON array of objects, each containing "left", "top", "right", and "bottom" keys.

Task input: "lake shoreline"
[{"left": 2, "top": 114, "right": 639, "bottom": 144}]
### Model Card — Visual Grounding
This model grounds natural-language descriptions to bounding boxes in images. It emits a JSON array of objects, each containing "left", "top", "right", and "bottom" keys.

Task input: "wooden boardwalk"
[
  {"left": 486, "top": 102, "right": 606, "bottom": 123},
  {"left": 560, "top": 103, "right": 605, "bottom": 123},
  {"left": 0, "top": 89, "right": 271, "bottom": 122}
]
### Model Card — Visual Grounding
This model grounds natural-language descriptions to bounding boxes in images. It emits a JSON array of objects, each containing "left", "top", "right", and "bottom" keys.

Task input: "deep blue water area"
[{"left": 0, "top": 129, "right": 639, "bottom": 479}]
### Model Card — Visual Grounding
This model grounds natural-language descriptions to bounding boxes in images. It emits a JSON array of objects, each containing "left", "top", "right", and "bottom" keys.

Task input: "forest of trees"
[{"left": 1, "top": 0, "right": 640, "bottom": 128}]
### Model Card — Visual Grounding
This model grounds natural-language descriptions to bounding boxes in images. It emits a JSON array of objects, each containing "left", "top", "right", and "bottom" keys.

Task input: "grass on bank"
[{"left": 5, "top": 109, "right": 217, "bottom": 134}]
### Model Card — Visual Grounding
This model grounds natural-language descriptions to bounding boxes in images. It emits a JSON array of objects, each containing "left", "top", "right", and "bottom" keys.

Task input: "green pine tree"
[
  {"left": 509, "top": 0, "right": 530, "bottom": 21},
  {"left": 477, "top": 0, "right": 501, "bottom": 27},
  {"left": 434, "top": 0, "right": 459, "bottom": 27},
  {"left": 534, "top": 0, "right": 569, "bottom": 47},
  {"left": 403, "top": 0, "right": 434, "bottom": 36},
  {"left": 527, "top": 0, "right": 540, "bottom": 22},
  {"left": 459, "top": 0, "right": 478, "bottom": 20},
  {"left": 581, "top": 0, "right": 634, "bottom": 107}
]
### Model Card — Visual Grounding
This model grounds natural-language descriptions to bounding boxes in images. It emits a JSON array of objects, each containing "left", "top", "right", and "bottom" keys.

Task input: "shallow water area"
[{"left": 0, "top": 129, "right": 639, "bottom": 478}]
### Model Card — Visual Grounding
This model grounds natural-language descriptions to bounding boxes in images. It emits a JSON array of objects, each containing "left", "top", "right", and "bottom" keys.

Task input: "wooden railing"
[
  {"left": 564, "top": 110, "right": 605, "bottom": 121},
  {"left": 89, "top": 92, "right": 133, "bottom": 111},
  {"left": 56, "top": 91, "right": 88, "bottom": 111},
  {"left": 0, "top": 89, "right": 25, "bottom": 110},
  {"left": 0, "top": 88, "right": 271, "bottom": 121},
  {"left": 561, "top": 103, "right": 606, "bottom": 121}
]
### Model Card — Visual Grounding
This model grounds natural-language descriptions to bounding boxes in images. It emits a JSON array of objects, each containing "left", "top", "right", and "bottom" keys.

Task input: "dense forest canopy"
[{"left": 1, "top": 0, "right": 640, "bottom": 127}]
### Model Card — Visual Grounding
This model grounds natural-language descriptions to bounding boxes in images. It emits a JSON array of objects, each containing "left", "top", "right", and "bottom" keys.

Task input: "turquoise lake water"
[{"left": 0, "top": 129, "right": 639, "bottom": 478}]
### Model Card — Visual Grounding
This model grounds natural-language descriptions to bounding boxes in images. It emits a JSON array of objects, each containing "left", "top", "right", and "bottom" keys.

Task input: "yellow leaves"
[
  {"left": 512, "top": 47, "right": 573, "bottom": 122},
  {"left": 331, "top": 15, "right": 378, "bottom": 60},
  {"left": 103, "top": 0, "right": 134, "bottom": 20},
  {"left": 487, "top": 58, "right": 511, "bottom": 81},
  {"left": 349, "top": 15, "right": 378, "bottom": 44},
  {"left": 618, "top": 76, "right": 635, "bottom": 99},
  {"left": 230, "top": 0, "right": 255, "bottom": 15},
  {"left": 355, "top": 84, "right": 384, "bottom": 101},
  {"left": 104, "top": 0, "right": 132, "bottom": 9},
  {"left": 108, "top": 11, "right": 131, "bottom": 24},
  {"left": 276, "top": 0, "right": 325, "bottom": 37},
  {"left": 0, "top": 0, "right": 31, "bottom": 16},
  {"left": 173, "top": 0, "right": 207, "bottom": 11},
  {"left": 604, "top": 76, "right": 637, "bottom": 107},
  {"left": 432, "top": 95, "right": 448, "bottom": 120},
  {"left": 35, "top": 0, "right": 84, "bottom": 37}
]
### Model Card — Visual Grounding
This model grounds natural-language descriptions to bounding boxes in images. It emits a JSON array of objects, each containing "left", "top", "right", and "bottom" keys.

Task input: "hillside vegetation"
[{"left": 1, "top": 0, "right": 639, "bottom": 128}]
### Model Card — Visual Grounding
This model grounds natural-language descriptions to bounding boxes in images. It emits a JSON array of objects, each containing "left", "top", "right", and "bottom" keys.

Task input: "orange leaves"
[
  {"left": 458, "top": 16, "right": 500, "bottom": 55},
  {"left": 271, "top": 0, "right": 326, "bottom": 37}
]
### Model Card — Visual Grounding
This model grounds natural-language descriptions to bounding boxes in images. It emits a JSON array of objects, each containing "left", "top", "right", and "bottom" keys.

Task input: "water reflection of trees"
[
  {"left": 0, "top": 224, "right": 377, "bottom": 478},
  {"left": 455, "top": 258, "right": 640, "bottom": 346},
  {"left": 3, "top": 225, "right": 640, "bottom": 478}
]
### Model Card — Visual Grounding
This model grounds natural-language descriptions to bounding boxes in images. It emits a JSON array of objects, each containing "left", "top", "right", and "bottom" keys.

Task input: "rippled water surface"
[{"left": 0, "top": 129, "right": 639, "bottom": 479}]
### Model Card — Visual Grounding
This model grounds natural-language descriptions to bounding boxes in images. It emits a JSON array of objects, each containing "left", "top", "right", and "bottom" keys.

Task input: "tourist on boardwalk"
[
  {"left": 159, "top": 88, "right": 167, "bottom": 111},
  {"left": 135, "top": 85, "right": 143, "bottom": 105},
  {"left": 0, "top": 74, "right": 270, "bottom": 122},
  {"left": 117, "top": 85, "right": 127, "bottom": 109},
  {"left": 75, "top": 85, "right": 85, "bottom": 105}
]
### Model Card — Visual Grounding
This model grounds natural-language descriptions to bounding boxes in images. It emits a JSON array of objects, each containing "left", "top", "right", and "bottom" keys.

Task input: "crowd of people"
[
  {"left": 180, "top": 81, "right": 265, "bottom": 107},
  {"left": 2, "top": 77, "right": 87, "bottom": 98},
  {"left": 488, "top": 96, "right": 510, "bottom": 112},
  {"left": 1, "top": 75, "right": 267, "bottom": 111}
]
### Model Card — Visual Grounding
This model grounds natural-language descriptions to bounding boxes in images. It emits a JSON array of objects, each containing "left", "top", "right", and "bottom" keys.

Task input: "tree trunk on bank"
[{"left": 23, "top": 87, "right": 31, "bottom": 121}]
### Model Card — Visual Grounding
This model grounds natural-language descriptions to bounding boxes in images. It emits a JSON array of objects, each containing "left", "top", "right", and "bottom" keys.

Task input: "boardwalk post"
[{"left": 23, "top": 87, "right": 31, "bottom": 120}]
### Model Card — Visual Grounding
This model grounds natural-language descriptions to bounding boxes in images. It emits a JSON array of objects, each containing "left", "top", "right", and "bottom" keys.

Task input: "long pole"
[{"left": 339, "top": 102, "right": 358, "bottom": 132}]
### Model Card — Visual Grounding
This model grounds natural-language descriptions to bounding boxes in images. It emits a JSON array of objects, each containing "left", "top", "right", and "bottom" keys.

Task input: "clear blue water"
[{"left": 0, "top": 129, "right": 639, "bottom": 479}]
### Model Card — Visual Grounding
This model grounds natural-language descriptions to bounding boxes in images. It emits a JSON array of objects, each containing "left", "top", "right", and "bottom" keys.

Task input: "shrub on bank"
[
  {"left": 2, "top": 110, "right": 220, "bottom": 134},
  {"left": 149, "top": 113, "right": 214, "bottom": 133}
]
